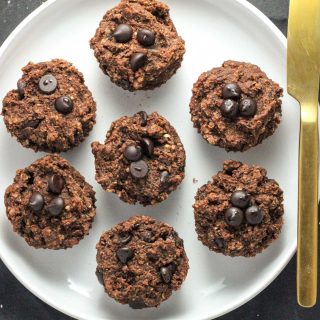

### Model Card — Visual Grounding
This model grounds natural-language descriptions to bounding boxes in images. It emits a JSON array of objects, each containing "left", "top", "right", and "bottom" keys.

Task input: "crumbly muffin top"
[
  {"left": 190, "top": 60, "right": 283, "bottom": 151},
  {"left": 90, "top": 0, "right": 185, "bottom": 91},
  {"left": 92, "top": 111, "right": 185, "bottom": 206},
  {"left": 96, "top": 215, "right": 189, "bottom": 308},
  {"left": 5, "top": 154, "right": 96, "bottom": 249},
  {"left": 2, "top": 59, "right": 96, "bottom": 153},
  {"left": 194, "top": 160, "right": 284, "bottom": 257}
]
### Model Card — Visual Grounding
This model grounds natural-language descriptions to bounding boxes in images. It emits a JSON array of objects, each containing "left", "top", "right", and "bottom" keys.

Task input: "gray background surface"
[{"left": 0, "top": 0, "right": 319, "bottom": 319}]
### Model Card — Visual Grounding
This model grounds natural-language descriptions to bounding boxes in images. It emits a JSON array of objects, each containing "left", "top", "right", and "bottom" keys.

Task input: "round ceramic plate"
[{"left": 0, "top": 0, "right": 299, "bottom": 319}]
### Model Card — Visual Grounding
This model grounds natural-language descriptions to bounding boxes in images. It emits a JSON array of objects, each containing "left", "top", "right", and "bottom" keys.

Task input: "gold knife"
[{"left": 287, "top": 0, "right": 320, "bottom": 308}]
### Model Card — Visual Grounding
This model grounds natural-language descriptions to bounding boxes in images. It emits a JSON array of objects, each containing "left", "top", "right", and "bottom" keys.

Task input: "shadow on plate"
[
  {"left": 96, "top": 68, "right": 187, "bottom": 118},
  {"left": 96, "top": 278, "right": 188, "bottom": 320},
  {"left": 93, "top": 172, "right": 188, "bottom": 229}
]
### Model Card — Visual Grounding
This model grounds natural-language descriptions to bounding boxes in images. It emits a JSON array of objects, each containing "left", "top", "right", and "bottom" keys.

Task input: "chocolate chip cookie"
[
  {"left": 4, "top": 154, "right": 96, "bottom": 249},
  {"left": 96, "top": 215, "right": 189, "bottom": 308},
  {"left": 91, "top": 111, "right": 185, "bottom": 206},
  {"left": 90, "top": 0, "right": 185, "bottom": 91},
  {"left": 2, "top": 59, "right": 96, "bottom": 153},
  {"left": 193, "top": 160, "right": 284, "bottom": 257},
  {"left": 190, "top": 60, "right": 283, "bottom": 151}
]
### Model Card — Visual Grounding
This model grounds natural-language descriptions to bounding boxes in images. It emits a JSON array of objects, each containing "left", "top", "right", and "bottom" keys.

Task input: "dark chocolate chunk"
[
  {"left": 95, "top": 270, "right": 104, "bottom": 285},
  {"left": 141, "top": 230, "right": 154, "bottom": 242},
  {"left": 137, "top": 111, "right": 148, "bottom": 126},
  {"left": 116, "top": 247, "right": 134, "bottom": 263},
  {"left": 130, "top": 160, "right": 148, "bottom": 178},
  {"left": 54, "top": 96, "right": 74, "bottom": 115},
  {"left": 221, "top": 99, "right": 239, "bottom": 119},
  {"left": 48, "top": 174, "right": 65, "bottom": 194},
  {"left": 160, "top": 266, "right": 172, "bottom": 284},
  {"left": 140, "top": 137, "right": 154, "bottom": 157},
  {"left": 23, "top": 119, "right": 41, "bottom": 129},
  {"left": 119, "top": 233, "right": 132, "bottom": 245},
  {"left": 225, "top": 207, "right": 244, "bottom": 228},
  {"left": 214, "top": 238, "right": 225, "bottom": 249},
  {"left": 128, "top": 300, "right": 147, "bottom": 309},
  {"left": 239, "top": 98, "right": 257, "bottom": 117},
  {"left": 167, "top": 263, "right": 177, "bottom": 274},
  {"left": 38, "top": 74, "right": 57, "bottom": 94},
  {"left": 124, "top": 145, "right": 142, "bottom": 161},
  {"left": 130, "top": 53, "right": 147, "bottom": 72},
  {"left": 137, "top": 29, "right": 156, "bottom": 47},
  {"left": 222, "top": 83, "right": 242, "bottom": 99},
  {"left": 113, "top": 24, "right": 133, "bottom": 43},
  {"left": 29, "top": 192, "right": 44, "bottom": 213},
  {"left": 231, "top": 190, "right": 251, "bottom": 209},
  {"left": 17, "top": 79, "right": 26, "bottom": 98},
  {"left": 46, "top": 197, "right": 64, "bottom": 216},
  {"left": 245, "top": 205, "right": 263, "bottom": 225}
]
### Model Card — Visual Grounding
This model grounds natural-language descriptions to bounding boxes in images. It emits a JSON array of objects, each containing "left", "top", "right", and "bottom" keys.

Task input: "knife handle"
[{"left": 297, "top": 110, "right": 318, "bottom": 308}]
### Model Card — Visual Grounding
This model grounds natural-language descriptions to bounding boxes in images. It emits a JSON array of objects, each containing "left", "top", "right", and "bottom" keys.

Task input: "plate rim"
[{"left": 0, "top": 1, "right": 295, "bottom": 320}]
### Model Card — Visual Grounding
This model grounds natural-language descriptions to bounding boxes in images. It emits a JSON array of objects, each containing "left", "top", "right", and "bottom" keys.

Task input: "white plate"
[{"left": 0, "top": 0, "right": 299, "bottom": 319}]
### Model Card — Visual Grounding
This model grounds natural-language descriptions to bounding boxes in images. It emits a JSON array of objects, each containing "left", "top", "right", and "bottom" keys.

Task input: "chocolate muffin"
[
  {"left": 90, "top": 0, "right": 185, "bottom": 91},
  {"left": 2, "top": 59, "right": 96, "bottom": 153},
  {"left": 193, "top": 160, "right": 284, "bottom": 257},
  {"left": 96, "top": 215, "right": 189, "bottom": 308},
  {"left": 190, "top": 60, "right": 283, "bottom": 151},
  {"left": 91, "top": 111, "right": 185, "bottom": 206},
  {"left": 4, "top": 154, "right": 96, "bottom": 249}
]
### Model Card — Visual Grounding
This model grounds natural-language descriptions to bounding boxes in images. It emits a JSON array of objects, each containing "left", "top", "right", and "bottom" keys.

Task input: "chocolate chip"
[
  {"left": 160, "top": 171, "right": 170, "bottom": 183},
  {"left": 239, "top": 98, "right": 257, "bottom": 117},
  {"left": 160, "top": 266, "right": 172, "bottom": 284},
  {"left": 141, "top": 230, "right": 154, "bottom": 242},
  {"left": 54, "top": 96, "right": 74, "bottom": 115},
  {"left": 137, "top": 29, "right": 155, "bottom": 46},
  {"left": 225, "top": 207, "right": 244, "bottom": 228},
  {"left": 26, "top": 171, "right": 34, "bottom": 185},
  {"left": 167, "top": 263, "right": 177, "bottom": 274},
  {"left": 245, "top": 205, "right": 263, "bottom": 225},
  {"left": 174, "top": 236, "right": 184, "bottom": 247},
  {"left": 137, "top": 111, "right": 148, "bottom": 126},
  {"left": 38, "top": 74, "right": 57, "bottom": 94},
  {"left": 147, "top": 252, "right": 157, "bottom": 262},
  {"left": 113, "top": 24, "right": 133, "bottom": 43},
  {"left": 95, "top": 270, "right": 104, "bottom": 285},
  {"left": 48, "top": 174, "right": 65, "bottom": 194},
  {"left": 222, "top": 83, "right": 242, "bottom": 99},
  {"left": 130, "top": 53, "right": 147, "bottom": 72},
  {"left": 46, "top": 197, "right": 64, "bottom": 216},
  {"left": 119, "top": 232, "right": 132, "bottom": 245},
  {"left": 130, "top": 160, "right": 148, "bottom": 178},
  {"left": 225, "top": 166, "right": 236, "bottom": 175},
  {"left": 116, "top": 247, "right": 134, "bottom": 263},
  {"left": 124, "top": 145, "right": 142, "bottom": 161},
  {"left": 29, "top": 192, "right": 44, "bottom": 213},
  {"left": 128, "top": 300, "right": 147, "bottom": 309},
  {"left": 23, "top": 119, "right": 41, "bottom": 129},
  {"left": 214, "top": 238, "right": 225, "bottom": 249},
  {"left": 140, "top": 137, "right": 154, "bottom": 157},
  {"left": 221, "top": 99, "right": 239, "bottom": 119},
  {"left": 231, "top": 190, "right": 251, "bottom": 209},
  {"left": 17, "top": 79, "right": 26, "bottom": 98}
]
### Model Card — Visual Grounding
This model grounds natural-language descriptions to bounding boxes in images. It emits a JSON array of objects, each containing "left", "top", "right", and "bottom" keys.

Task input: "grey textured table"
[{"left": 0, "top": 0, "right": 319, "bottom": 319}]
